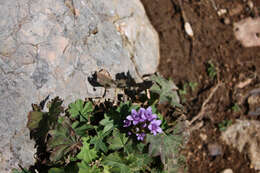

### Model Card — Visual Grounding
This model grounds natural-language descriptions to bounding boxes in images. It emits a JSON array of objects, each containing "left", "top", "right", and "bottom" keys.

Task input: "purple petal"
[
  {"left": 141, "top": 114, "right": 147, "bottom": 120},
  {"left": 147, "top": 114, "right": 157, "bottom": 121},
  {"left": 146, "top": 107, "right": 152, "bottom": 113},
  {"left": 154, "top": 120, "right": 162, "bottom": 126},
  {"left": 136, "top": 133, "right": 145, "bottom": 141},
  {"left": 148, "top": 124, "right": 152, "bottom": 131},
  {"left": 126, "top": 115, "right": 133, "bottom": 121},
  {"left": 152, "top": 131, "right": 157, "bottom": 136},
  {"left": 156, "top": 127, "right": 163, "bottom": 133},
  {"left": 131, "top": 109, "right": 138, "bottom": 115},
  {"left": 152, "top": 114, "right": 157, "bottom": 119},
  {"left": 138, "top": 108, "right": 146, "bottom": 114},
  {"left": 133, "top": 120, "right": 139, "bottom": 125},
  {"left": 123, "top": 120, "right": 131, "bottom": 127}
]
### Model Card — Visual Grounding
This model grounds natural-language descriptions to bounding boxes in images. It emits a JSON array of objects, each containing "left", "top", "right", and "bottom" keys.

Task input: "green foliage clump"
[
  {"left": 218, "top": 120, "right": 232, "bottom": 131},
  {"left": 150, "top": 74, "right": 182, "bottom": 108},
  {"left": 15, "top": 74, "right": 187, "bottom": 173},
  {"left": 207, "top": 61, "right": 217, "bottom": 79},
  {"left": 231, "top": 103, "right": 240, "bottom": 112}
]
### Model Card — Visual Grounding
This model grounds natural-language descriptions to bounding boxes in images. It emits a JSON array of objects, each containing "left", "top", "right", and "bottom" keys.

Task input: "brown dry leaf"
[
  {"left": 236, "top": 78, "right": 253, "bottom": 89},
  {"left": 233, "top": 17, "right": 260, "bottom": 47},
  {"left": 96, "top": 69, "right": 117, "bottom": 88}
]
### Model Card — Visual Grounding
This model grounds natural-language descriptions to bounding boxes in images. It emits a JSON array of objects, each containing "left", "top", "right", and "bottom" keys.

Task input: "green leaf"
[
  {"left": 49, "top": 144, "right": 70, "bottom": 162},
  {"left": 90, "top": 131, "right": 108, "bottom": 153},
  {"left": 48, "top": 163, "right": 79, "bottom": 173},
  {"left": 74, "top": 124, "right": 94, "bottom": 136},
  {"left": 68, "top": 100, "right": 93, "bottom": 121},
  {"left": 27, "top": 110, "right": 49, "bottom": 141},
  {"left": 48, "top": 168, "right": 65, "bottom": 173},
  {"left": 107, "top": 128, "right": 128, "bottom": 150},
  {"left": 81, "top": 101, "right": 93, "bottom": 118},
  {"left": 47, "top": 121, "right": 79, "bottom": 163},
  {"left": 127, "top": 153, "right": 153, "bottom": 171},
  {"left": 102, "top": 153, "right": 131, "bottom": 173},
  {"left": 71, "top": 121, "right": 80, "bottom": 129},
  {"left": 77, "top": 161, "right": 101, "bottom": 173},
  {"left": 102, "top": 152, "right": 151, "bottom": 173},
  {"left": 77, "top": 137, "right": 97, "bottom": 163},
  {"left": 146, "top": 131, "right": 184, "bottom": 172},
  {"left": 207, "top": 61, "right": 217, "bottom": 79},
  {"left": 100, "top": 114, "right": 114, "bottom": 134},
  {"left": 150, "top": 74, "right": 182, "bottom": 108},
  {"left": 27, "top": 111, "right": 44, "bottom": 130},
  {"left": 68, "top": 99, "right": 84, "bottom": 119},
  {"left": 48, "top": 97, "right": 63, "bottom": 124}
]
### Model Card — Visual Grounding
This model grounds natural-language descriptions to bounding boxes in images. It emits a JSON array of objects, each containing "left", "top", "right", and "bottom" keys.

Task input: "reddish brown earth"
[{"left": 141, "top": 0, "right": 260, "bottom": 172}]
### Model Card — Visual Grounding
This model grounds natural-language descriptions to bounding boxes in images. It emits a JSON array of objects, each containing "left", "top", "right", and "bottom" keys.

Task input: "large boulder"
[{"left": 0, "top": 0, "right": 159, "bottom": 172}]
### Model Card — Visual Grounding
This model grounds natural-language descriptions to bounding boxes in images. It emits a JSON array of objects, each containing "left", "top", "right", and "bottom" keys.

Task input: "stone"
[
  {"left": 234, "top": 17, "right": 260, "bottom": 47},
  {"left": 221, "top": 168, "right": 233, "bottom": 173},
  {"left": 221, "top": 120, "right": 260, "bottom": 171},
  {"left": 207, "top": 143, "right": 223, "bottom": 157},
  {"left": 0, "top": 0, "right": 159, "bottom": 172}
]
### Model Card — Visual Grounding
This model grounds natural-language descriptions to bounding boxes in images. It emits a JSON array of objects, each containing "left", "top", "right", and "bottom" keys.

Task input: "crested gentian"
[
  {"left": 126, "top": 109, "right": 142, "bottom": 125},
  {"left": 136, "top": 133, "right": 146, "bottom": 141},
  {"left": 141, "top": 107, "right": 157, "bottom": 121},
  {"left": 123, "top": 119, "right": 131, "bottom": 127},
  {"left": 124, "top": 107, "right": 163, "bottom": 141},
  {"left": 148, "top": 119, "right": 163, "bottom": 136}
]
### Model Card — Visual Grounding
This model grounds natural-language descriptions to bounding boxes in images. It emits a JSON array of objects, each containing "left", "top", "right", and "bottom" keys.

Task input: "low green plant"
[
  {"left": 218, "top": 120, "right": 232, "bottom": 131},
  {"left": 207, "top": 61, "right": 217, "bottom": 79},
  {"left": 178, "top": 81, "right": 197, "bottom": 103},
  {"left": 188, "top": 82, "right": 198, "bottom": 91},
  {"left": 150, "top": 74, "right": 182, "bottom": 108},
  {"left": 14, "top": 75, "right": 186, "bottom": 173},
  {"left": 231, "top": 103, "right": 240, "bottom": 112}
]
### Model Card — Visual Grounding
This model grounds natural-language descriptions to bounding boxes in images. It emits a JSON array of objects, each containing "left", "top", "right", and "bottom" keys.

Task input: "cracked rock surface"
[
  {"left": 221, "top": 120, "right": 260, "bottom": 171},
  {"left": 0, "top": 0, "right": 159, "bottom": 172}
]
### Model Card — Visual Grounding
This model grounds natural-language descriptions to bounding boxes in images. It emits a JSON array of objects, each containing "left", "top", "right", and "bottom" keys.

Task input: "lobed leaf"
[
  {"left": 102, "top": 153, "right": 131, "bottom": 173},
  {"left": 107, "top": 128, "right": 128, "bottom": 150},
  {"left": 77, "top": 161, "right": 101, "bottom": 173},
  {"left": 77, "top": 137, "right": 97, "bottom": 164},
  {"left": 146, "top": 131, "right": 184, "bottom": 172},
  {"left": 150, "top": 74, "right": 183, "bottom": 108},
  {"left": 68, "top": 99, "right": 93, "bottom": 121}
]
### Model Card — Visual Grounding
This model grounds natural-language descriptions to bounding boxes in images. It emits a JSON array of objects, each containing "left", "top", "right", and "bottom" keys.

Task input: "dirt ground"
[{"left": 140, "top": 0, "right": 260, "bottom": 172}]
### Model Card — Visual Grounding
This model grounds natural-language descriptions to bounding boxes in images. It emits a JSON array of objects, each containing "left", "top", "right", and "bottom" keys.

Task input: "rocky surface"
[
  {"left": 0, "top": 0, "right": 159, "bottom": 172},
  {"left": 221, "top": 120, "right": 260, "bottom": 171}
]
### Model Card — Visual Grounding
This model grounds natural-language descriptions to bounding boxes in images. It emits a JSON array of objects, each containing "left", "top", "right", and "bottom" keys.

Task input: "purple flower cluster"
[{"left": 123, "top": 107, "right": 163, "bottom": 141}]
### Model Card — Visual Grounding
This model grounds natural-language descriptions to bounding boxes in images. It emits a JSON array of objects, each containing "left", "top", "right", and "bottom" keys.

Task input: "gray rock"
[
  {"left": 0, "top": 0, "right": 159, "bottom": 172},
  {"left": 221, "top": 120, "right": 260, "bottom": 171}
]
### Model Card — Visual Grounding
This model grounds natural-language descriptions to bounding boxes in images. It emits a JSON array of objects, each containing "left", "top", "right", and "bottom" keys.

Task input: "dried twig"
[
  {"left": 171, "top": 0, "right": 194, "bottom": 61},
  {"left": 209, "top": 0, "right": 217, "bottom": 11},
  {"left": 189, "top": 82, "right": 223, "bottom": 125}
]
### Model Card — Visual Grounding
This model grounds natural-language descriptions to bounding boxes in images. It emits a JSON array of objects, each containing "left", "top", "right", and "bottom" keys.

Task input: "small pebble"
[
  {"left": 247, "top": 1, "right": 254, "bottom": 9},
  {"left": 184, "top": 22, "right": 194, "bottom": 37},
  {"left": 221, "top": 168, "right": 233, "bottom": 173},
  {"left": 199, "top": 133, "right": 207, "bottom": 141},
  {"left": 208, "top": 143, "right": 223, "bottom": 156},
  {"left": 224, "top": 18, "right": 231, "bottom": 25},
  {"left": 218, "top": 9, "right": 227, "bottom": 16}
]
